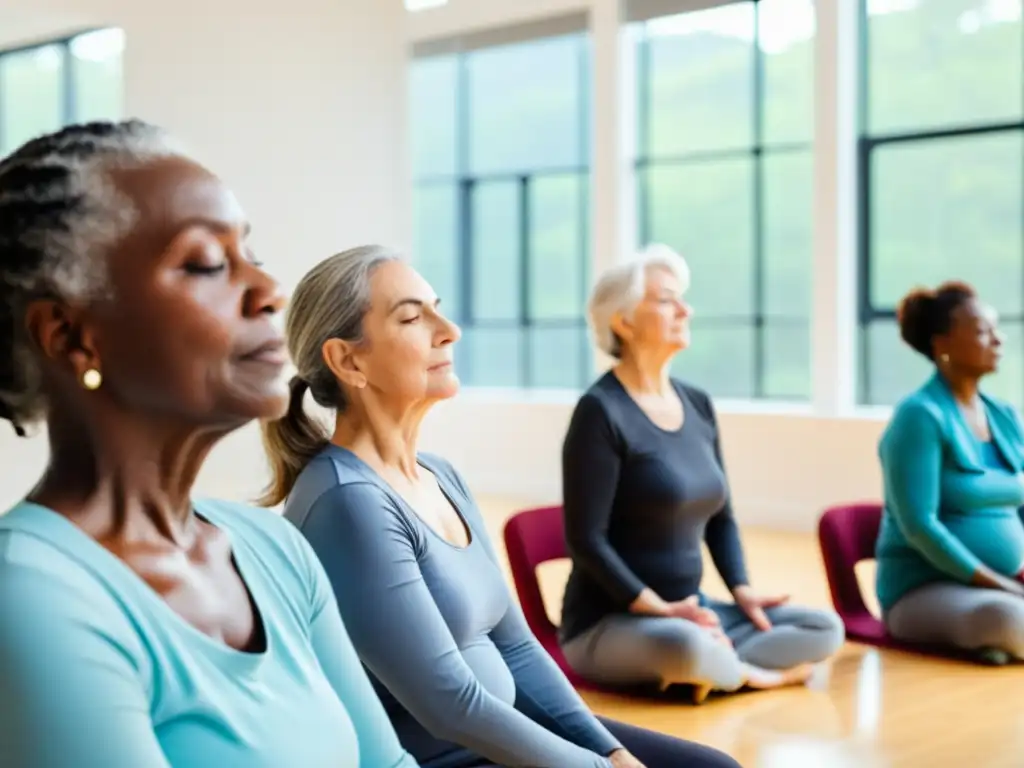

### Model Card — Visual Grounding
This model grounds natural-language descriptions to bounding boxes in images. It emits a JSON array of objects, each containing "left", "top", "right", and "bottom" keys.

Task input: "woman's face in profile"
[
  {"left": 31, "top": 155, "right": 292, "bottom": 429},
  {"left": 349, "top": 260, "right": 461, "bottom": 407},
  {"left": 940, "top": 298, "right": 1003, "bottom": 376},
  {"left": 620, "top": 265, "right": 692, "bottom": 355}
]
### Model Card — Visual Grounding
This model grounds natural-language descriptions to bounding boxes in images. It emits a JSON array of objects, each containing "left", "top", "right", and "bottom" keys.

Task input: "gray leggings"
[
  {"left": 885, "top": 582, "right": 1024, "bottom": 659},
  {"left": 560, "top": 600, "right": 845, "bottom": 693}
]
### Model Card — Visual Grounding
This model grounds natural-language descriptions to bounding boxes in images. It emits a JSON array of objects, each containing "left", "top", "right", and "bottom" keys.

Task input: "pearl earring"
[
  {"left": 81, "top": 369, "right": 102, "bottom": 390},
  {"left": 939, "top": 353, "right": 950, "bottom": 364}
]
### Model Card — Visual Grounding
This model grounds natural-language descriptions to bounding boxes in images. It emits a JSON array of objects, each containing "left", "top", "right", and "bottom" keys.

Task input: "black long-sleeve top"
[{"left": 558, "top": 372, "right": 751, "bottom": 643}]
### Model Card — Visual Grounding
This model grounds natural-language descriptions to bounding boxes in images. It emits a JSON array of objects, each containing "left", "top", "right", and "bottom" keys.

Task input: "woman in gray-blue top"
[{"left": 259, "top": 246, "right": 741, "bottom": 768}]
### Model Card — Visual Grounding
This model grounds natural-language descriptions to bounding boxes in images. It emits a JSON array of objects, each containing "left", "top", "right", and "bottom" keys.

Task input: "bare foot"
[{"left": 742, "top": 662, "right": 815, "bottom": 690}]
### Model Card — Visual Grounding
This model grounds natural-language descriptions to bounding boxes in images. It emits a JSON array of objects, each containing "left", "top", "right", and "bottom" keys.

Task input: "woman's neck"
[
  {"left": 30, "top": 413, "right": 223, "bottom": 545},
  {"left": 331, "top": 400, "right": 429, "bottom": 481},
  {"left": 939, "top": 368, "right": 980, "bottom": 406},
  {"left": 614, "top": 349, "right": 674, "bottom": 395}
]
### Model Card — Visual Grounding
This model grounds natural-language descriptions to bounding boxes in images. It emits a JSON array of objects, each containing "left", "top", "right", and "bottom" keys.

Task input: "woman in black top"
[{"left": 559, "top": 245, "right": 845, "bottom": 703}]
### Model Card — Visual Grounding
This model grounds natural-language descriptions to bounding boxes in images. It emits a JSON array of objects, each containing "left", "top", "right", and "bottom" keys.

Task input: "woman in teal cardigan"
[{"left": 877, "top": 281, "right": 1024, "bottom": 663}]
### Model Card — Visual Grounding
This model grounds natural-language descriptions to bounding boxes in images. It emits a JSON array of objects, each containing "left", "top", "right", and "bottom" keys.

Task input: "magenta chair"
[
  {"left": 502, "top": 505, "right": 595, "bottom": 689},
  {"left": 817, "top": 502, "right": 1015, "bottom": 662},
  {"left": 502, "top": 506, "right": 700, "bottom": 698},
  {"left": 817, "top": 502, "right": 898, "bottom": 648}
]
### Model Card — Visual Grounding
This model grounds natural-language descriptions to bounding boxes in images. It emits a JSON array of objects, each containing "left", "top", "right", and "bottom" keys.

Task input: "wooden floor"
[{"left": 478, "top": 497, "right": 1024, "bottom": 768}]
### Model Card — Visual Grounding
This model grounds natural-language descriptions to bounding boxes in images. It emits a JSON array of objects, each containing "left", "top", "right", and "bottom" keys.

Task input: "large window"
[
  {"left": 858, "top": 0, "right": 1023, "bottom": 406},
  {"left": 634, "top": 0, "right": 816, "bottom": 400},
  {"left": 410, "top": 33, "right": 592, "bottom": 389},
  {"left": 0, "top": 28, "right": 124, "bottom": 156}
]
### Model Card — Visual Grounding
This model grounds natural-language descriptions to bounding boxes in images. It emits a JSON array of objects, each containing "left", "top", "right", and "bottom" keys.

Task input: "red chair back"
[
  {"left": 817, "top": 502, "right": 883, "bottom": 631},
  {"left": 818, "top": 502, "right": 922, "bottom": 649},
  {"left": 817, "top": 501, "right": 1020, "bottom": 662},
  {"left": 502, "top": 505, "right": 590, "bottom": 687}
]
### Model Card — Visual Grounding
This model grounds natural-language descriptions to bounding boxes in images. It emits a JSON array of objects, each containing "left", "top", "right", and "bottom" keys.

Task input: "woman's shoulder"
[
  {"left": 882, "top": 386, "right": 950, "bottom": 450},
  {"left": 671, "top": 377, "right": 713, "bottom": 410},
  {"left": 418, "top": 451, "right": 464, "bottom": 488},
  {"left": 981, "top": 391, "right": 1021, "bottom": 423},
  {"left": 195, "top": 497, "right": 316, "bottom": 573},
  {"left": 198, "top": 497, "right": 291, "bottom": 534},
  {"left": 417, "top": 453, "right": 477, "bottom": 511},
  {"left": 578, "top": 371, "right": 616, "bottom": 402},
  {"left": 0, "top": 503, "right": 149, "bottom": 663},
  {"left": 571, "top": 371, "right": 627, "bottom": 424},
  {"left": 0, "top": 502, "right": 127, "bottom": 586},
  {"left": 283, "top": 446, "right": 399, "bottom": 524},
  {"left": 0, "top": 502, "right": 107, "bottom": 586},
  {"left": 888, "top": 390, "right": 941, "bottom": 424}
]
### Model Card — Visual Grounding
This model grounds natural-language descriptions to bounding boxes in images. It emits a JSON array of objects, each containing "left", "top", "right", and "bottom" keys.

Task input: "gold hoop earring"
[{"left": 81, "top": 369, "right": 102, "bottom": 391}]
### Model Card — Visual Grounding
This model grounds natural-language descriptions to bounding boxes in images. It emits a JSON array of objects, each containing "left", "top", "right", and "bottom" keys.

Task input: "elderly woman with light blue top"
[
  {"left": 0, "top": 122, "right": 415, "bottom": 766},
  {"left": 877, "top": 281, "right": 1024, "bottom": 663},
  {"left": 259, "top": 246, "right": 742, "bottom": 768}
]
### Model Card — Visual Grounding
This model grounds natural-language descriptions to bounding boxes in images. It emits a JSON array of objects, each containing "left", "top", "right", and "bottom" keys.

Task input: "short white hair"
[{"left": 587, "top": 243, "right": 690, "bottom": 359}]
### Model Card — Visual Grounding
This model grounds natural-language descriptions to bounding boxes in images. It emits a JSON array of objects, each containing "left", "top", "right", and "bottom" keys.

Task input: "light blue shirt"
[{"left": 0, "top": 498, "right": 418, "bottom": 768}]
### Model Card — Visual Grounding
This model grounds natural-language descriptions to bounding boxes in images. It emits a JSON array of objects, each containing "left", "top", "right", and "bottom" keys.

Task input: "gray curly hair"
[{"left": 0, "top": 119, "right": 187, "bottom": 434}]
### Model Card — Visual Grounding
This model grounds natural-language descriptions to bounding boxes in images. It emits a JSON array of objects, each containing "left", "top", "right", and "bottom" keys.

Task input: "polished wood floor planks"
[{"left": 478, "top": 497, "right": 1024, "bottom": 768}]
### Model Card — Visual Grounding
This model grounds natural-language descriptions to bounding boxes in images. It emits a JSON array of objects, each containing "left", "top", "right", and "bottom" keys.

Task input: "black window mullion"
[
  {"left": 0, "top": 49, "right": 5, "bottom": 153},
  {"left": 856, "top": 137, "right": 872, "bottom": 404},
  {"left": 856, "top": 0, "right": 872, "bottom": 404},
  {"left": 752, "top": 0, "right": 766, "bottom": 399},
  {"left": 578, "top": 33, "right": 591, "bottom": 387},
  {"left": 518, "top": 175, "right": 531, "bottom": 388},
  {"left": 61, "top": 40, "right": 76, "bottom": 126},
  {"left": 458, "top": 177, "right": 475, "bottom": 384},
  {"left": 637, "top": 28, "right": 652, "bottom": 246},
  {"left": 455, "top": 50, "right": 476, "bottom": 384}
]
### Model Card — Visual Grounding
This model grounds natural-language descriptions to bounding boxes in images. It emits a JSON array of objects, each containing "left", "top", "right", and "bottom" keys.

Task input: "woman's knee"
[
  {"left": 808, "top": 608, "right": 847, "bottom": 658},
  {"left": 965, "top": 599, "right": 1024, "bottom": 655},
  {"left": 646, "top": 623, "right": 744, "bottom": 690},
  {"left": 764, "top": 606, "right": 846, "bottom": 661}
]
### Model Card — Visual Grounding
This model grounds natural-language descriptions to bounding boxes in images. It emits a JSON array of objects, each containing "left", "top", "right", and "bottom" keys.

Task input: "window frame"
[
  {"left": 0, "top": 28, "right": 114, "bottom": 154},
  {"left": 854, "top": 1, "right": 1024, "bottom": 405},
  {"left": 411, "top": 32, "right": 594, "bottom": 389},
  {"left": 633, "top": 3, "right": 814, "bottom": 400}
]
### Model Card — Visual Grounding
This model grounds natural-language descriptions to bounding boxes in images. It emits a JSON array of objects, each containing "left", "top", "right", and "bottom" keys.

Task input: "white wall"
[{"left": 0, "top": 0, "right": 410, "bottom": 509}]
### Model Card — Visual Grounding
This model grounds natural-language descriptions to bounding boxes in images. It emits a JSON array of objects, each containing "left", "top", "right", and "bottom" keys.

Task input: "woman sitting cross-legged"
[
  {"left": 876, "top": 281, "right": 1024, "bottom": 664},
  {"left": 558, "top": 244, "right": 845, "bottom": 704},
  {"left": 259, "top": 245, "right": 741, "bottom": 768}
]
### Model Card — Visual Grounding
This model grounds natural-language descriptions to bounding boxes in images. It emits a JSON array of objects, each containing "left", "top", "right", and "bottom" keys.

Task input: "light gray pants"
[
  {"left": 885, "top": 582, "right": 1024, "bottom": 659},
  {"left": 560, "top": 600, "right": 845, "bottom": 693}
]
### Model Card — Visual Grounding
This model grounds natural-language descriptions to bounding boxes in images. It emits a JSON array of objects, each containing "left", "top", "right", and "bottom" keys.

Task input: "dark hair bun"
[
  {"left": 897, "top": 288, "right": 938, "bottom": 358},
  {"left": 896, "top": 281, "right": 975, "bottom": 360}
]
